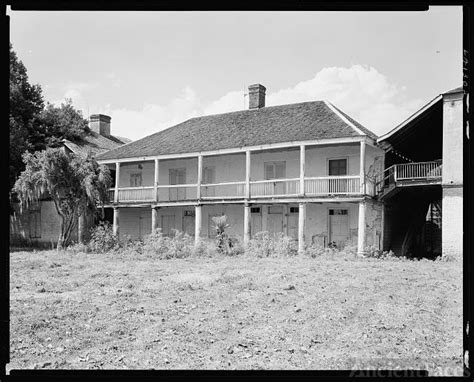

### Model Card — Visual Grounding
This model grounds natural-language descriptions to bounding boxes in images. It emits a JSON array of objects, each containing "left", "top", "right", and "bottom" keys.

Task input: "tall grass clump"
[
  {"left": 139, "top": 229, "right": 197, "bottom": 259},
  {"left": 246, "top": 231, "right": 298, "bottom": 257},
  {"left": 87, "top": 221, "right": 120, "bottom": 253}
]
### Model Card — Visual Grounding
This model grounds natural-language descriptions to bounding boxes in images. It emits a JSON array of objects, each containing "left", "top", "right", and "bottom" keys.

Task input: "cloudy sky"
[{"left": 9, "top": 7, "right": 462, "bottom": 141}]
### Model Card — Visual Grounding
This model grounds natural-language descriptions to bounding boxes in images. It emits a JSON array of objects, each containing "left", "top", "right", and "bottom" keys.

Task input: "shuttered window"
[
  {"left": 130, "top": 173, "right": 142, "bottom": 187},
  {"left": 169, "top": 168, "right": 186, "bottom": 184},
  {"left": 203, "top": 167, "right": 215, "bottom": 184},
  {"left": 264, "top": 161, "right": 286, "bottom": 179}
]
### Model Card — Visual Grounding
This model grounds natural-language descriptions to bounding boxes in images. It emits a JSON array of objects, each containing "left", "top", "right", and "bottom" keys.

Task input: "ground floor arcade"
[{"left": 107, "top": 198, "right": 383, "bottom": 254}]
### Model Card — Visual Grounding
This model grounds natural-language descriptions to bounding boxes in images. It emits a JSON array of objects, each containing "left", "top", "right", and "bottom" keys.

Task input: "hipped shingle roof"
[{"left": 97, "top": 100, "right": 377, "bottom": 161}]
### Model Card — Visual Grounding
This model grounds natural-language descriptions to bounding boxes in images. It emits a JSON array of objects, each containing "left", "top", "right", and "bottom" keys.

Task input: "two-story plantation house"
[{"left": 96, "top": 84, "right": 384, "bottom": 254}]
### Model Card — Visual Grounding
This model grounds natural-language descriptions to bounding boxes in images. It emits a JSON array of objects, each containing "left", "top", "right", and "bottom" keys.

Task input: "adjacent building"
[{"left": 9, "top": 115, "right": 131, "bottom": 247}]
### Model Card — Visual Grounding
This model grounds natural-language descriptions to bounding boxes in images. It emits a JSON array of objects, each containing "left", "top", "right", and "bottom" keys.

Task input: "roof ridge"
[{"left": 323, "top": 100, "right": 366, "bottom": 136}]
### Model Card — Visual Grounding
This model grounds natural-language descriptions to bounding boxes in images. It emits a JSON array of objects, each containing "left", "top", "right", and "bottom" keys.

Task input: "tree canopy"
[
  {"left": 9, "top": 44, "right": 90, "bottom": 191},
  {"left": 13, "top": 148, "right": 112, "bottom": 249},
  {"left": 10, "top": 43, "right": 44, "bottom": 190}
]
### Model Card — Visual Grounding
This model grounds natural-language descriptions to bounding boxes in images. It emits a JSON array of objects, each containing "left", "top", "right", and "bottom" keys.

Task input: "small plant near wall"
[{"left": 211, "top": 215, "right": 233, "bottom": 255}]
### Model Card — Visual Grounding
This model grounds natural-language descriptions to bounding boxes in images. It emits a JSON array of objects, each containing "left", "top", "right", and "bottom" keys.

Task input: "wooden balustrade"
[
  {"left": 305, "top": 176, "right": 360, "bottom": 195},
  {"left": 376, "top": 160, "right": 443, "bottom": 194},
  {"left": 157, "top": 184, "right": 198, "bottom": 202},
  {"left": 117, "top": 186, "right": 155, "bottom": 202},
  {"left": 250, "top": 179, "right": 300, "bottom": 197},
  {"left": 201, "top": 181, "right": 246, "bottom": 199},
  {"left": 108, "top": 175, "right": 374, "bottom": 203},
  {"left": 396, "top": 161, "right": 442, "bottom": 180}
]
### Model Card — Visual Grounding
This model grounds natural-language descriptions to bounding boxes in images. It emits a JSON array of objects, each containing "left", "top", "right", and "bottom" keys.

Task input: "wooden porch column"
[
  {"left": 299, "top": 145, "right": 305, "bottom": 196},
  {"left": 298, "top": 202, "right": 306, "bottom": 254},
  {"left": 358, "top": 200, "right": 366, "bottom": 256},
  {"left": 197, "top": 155, "right": 203, "bottom": 200},
  {"left": 244, "top": 203, "right": 251, "bottom": 246},
  {"left": 151, "top": 206, "right": 159, "bottom": 233},
  {"left": 114, "top": 162, "right": 120, "bottom": 203},
  {"left": 195, "top": 204, "right": 202, "bottom": 245},
  {"left": 154, "top": 158, "right": 159, "bottom": 201},
  {"left": 360, "top": 140, "right": 366, "bottom": 194},
  {"left": 113, "top": 207, "right": 120, "bottom": 237},
  {"left": 245, "top": 150, "right": 251, "bottom": 199}
]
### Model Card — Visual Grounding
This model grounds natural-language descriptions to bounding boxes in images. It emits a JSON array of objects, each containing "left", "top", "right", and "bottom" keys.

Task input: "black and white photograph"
[{"left": 7, "top": 3, "right": 466, "bottom": 376}]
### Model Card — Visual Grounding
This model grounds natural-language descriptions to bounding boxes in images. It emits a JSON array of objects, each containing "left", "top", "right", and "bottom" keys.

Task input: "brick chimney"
[
  {"left": 248, "top": 84, "right": 266, "bottom": 109},
  {"left": 89, "top": 114, "right": 111, "bottom": 136}
]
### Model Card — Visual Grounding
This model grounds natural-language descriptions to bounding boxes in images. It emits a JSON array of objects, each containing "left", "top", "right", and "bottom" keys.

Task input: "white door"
[
  {"left": 139, "top": 214, "right": 152, "bottom": 239},
  {"left": 203, "top": 167, "right": 216, "bottom": 197},
  {"left": 251, "top": 207, "right": 262, "bottom": 236},
  {"left": 329, "top": 209, "right": 349, "bottom": 248},
  {"left": 161, "top": 215, "right": 176, "bottom": 236},
  {"left": 287, "top": 206, "right": 299, "bottom": 239},
  {"left": 183, "top": 210, "right": 195, "bottom": 236},
  {"left": 264, "top": 162, "right": 286, "bottom": 195},
  {"left": 169, "top": 168, "right": 186, "bottom": 201},
  {"left": 267, "top": 206, "right": 284, "bottom": 234}
]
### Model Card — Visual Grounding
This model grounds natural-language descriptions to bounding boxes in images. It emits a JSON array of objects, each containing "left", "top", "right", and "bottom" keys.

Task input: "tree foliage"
[
  {"left": 9, "top": 44, "right": 90, "bottom": 191},
  {"left": 38, "top": 100, "right": 89, "bottom": 147},
  {"left": 9, "top": 43, "right": 44, "bottom": 190},
  {"left": 13, "top": 148, "right": 112, "bottom": 249}
]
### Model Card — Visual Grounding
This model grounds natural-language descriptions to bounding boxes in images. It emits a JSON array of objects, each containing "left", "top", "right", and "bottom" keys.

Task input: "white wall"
[
  {"left": 117, "top": 201, "right": 385, "bottom": 250},
  {"left": 114, "top": 142, "right": 382, "bottom": 187}
]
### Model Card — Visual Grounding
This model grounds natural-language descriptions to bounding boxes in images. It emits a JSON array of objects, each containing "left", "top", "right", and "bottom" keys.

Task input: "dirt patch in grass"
[{"left": 8, "top": 250, "right": 463, "bottom": 373}]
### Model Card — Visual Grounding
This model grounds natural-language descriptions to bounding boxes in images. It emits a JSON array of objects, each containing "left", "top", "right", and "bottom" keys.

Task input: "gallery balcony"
[{"left": 106, "top": 175, "right": 375, "bottom": 204}]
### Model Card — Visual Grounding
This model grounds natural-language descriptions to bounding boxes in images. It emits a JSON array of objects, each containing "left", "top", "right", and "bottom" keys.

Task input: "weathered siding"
[
  {"left": 10, "top": 200, "right": 78, "bottom": 246},
  {"left": 120, "top": 207, "right": 152, "bottom": 240}
]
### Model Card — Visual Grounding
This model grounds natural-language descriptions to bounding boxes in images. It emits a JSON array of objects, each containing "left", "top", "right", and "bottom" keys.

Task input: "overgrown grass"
[{"left": 9, "top": 245, "right": 462, "bottom": 373}]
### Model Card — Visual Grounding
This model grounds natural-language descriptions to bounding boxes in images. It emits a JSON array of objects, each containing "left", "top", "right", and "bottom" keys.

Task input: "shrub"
[
  {"left": 87, "top": 221, "right": 120, "bottom": 253},
  {"left": 138, "top": 229, "right": 195, "bottom": 259},
  {"left": 246, "top": 231, "right": 298, "bottom": 257}
]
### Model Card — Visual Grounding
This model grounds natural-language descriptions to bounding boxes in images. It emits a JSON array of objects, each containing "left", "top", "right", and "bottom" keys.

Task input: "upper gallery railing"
[
  {"left": 108, "top": 175, "right": 375, "bottom": 203},
  {"left": 376, "top": 160, "right": 442, "bottom": 193}
]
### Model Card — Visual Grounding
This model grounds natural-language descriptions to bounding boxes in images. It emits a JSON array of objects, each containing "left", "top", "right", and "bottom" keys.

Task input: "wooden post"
[
  {"left": 360, "top": 140, "right": 366, "bottom": 194},
  {"left": 245, "top": 150, "right": 251, "bottom": 199},
  {"left": 358, "top": 200, "right": 366, "bottom": 256},
  {"left": 298, "top": 203, "right": 306, "bottom": 254},
  {"left": 197, "top": 155, "right": 203, "bottom": 200},
  {"left": 151, "top": 207, "right": 159, "bottom": 233},
  {"left": 244, "top": 203, "right": 251, "bottom": 246},
  {"left": 154, "top": 158, "right": 159, "bottom": 201},
  {"left": 113, "top": 207, "right": 120, "bottom": 237},
  {"left": 300, "top": 145, "right": 305, "bottom": 196},
  {"left": 114, "top": 162, "right": 120, "bottom": 203},
  {"left": 195, "top": 204, "right": 202, "bottom": 245}
]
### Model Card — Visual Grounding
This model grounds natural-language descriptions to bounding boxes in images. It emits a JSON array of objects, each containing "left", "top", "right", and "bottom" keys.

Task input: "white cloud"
[
  {"left": 102, "top": 65, "right": 424, "bottom": 140},
  {"left": 50, "top": 81, "right": 99, "bottom": 115},
  {"left": 266, "top": 65, "right": 423, "bottom": 135}
]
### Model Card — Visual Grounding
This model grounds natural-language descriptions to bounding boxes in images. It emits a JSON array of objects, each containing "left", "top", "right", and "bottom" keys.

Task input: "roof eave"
[{"left": 377, "top": 94, "right": 443, "bottom": 143}]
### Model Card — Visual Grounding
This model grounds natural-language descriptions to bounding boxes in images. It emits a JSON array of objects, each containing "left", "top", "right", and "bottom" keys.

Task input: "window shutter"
[{"left": 275, "top": 162, "right": 286, "bottom": 179}]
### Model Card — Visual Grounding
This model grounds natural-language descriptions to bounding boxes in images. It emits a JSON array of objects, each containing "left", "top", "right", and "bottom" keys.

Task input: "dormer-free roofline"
[{"left": 97, "top": 135, "right": 377, "bottom": 165}]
